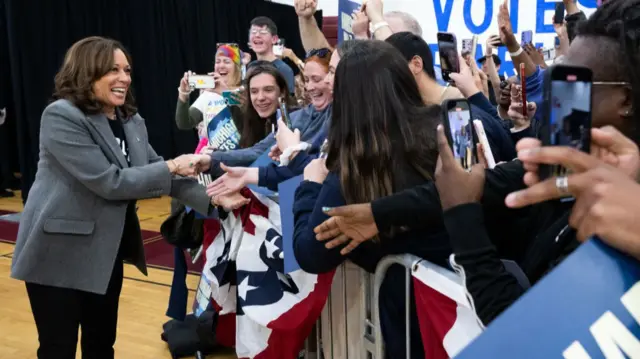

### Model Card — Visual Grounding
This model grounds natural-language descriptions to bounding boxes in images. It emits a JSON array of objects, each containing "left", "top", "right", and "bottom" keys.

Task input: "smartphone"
[
  {"left": 520, "top": 63, "right": 528, "bottom": 117},
  {"left": 188, "top": 75, "right": 216, "bottom": 89},
  {"left": 462, "top": 39, "right": 473, "bottom": 54},
  {"left": 222, "top": 87, "right": 244, "bottom": 106},
  {"left": 273, "top": 38, "right": 285, "bottom": 57},
  {"left": 441, "top": 99, "right": 479, "bottom": 170},
  {"left": 278, "top": 96, "right": 292, "bottom": 129},
  {"left": 470, "top": 35, "right": 479, "bottom": 61},
  {"left": 542, "top": 48, "right": 556, "bottom": 61},
  {"left": 473, "top": 120, "right": 496, "bottom": 169},
  {"left": 521, "top": 30, "right": 533, "bottom": 47},
  {"left": 540, "top": 65, "right": 593, "bottom": 180},
  {"left": 437, "top": 32, "right": 459, "bottom": 82},
  {"left": 554, "top": 2, "right": 565, "bottom": 24}
]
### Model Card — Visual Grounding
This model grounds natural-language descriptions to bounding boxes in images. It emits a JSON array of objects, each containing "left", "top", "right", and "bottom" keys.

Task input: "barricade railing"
[
  {"left": 372, "top": 254, "right": 422, "bottom": 359},
  {"left": 303, "top": 254, "right": 422, "bottom": 359}
]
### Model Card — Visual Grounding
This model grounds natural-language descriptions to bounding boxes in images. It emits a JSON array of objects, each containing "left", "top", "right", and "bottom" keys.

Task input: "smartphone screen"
[
  {"left": 437, "top": 32, "right": 459, "bottom": 82},
  {"left": 554, "top": 2, "right": 565, "bottom": 24},
  {"left": 442, "top": 99, "right": 478, "bottom": 170},
  {"left": 542, "top": 65, "right": 593, "bottom": 179},
  {"left": 520, "top": 63, "right": 528, "bottom": 117},
  {"left": 521, "top": 31, "right": 533, "bottom": 47}
]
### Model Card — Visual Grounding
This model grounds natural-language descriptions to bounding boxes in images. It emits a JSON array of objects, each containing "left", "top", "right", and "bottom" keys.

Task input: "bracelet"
[
  {"left": 370, "top": 21, "right": 389, "bottom": 34},
  {"left": 279, "top": 143, "right": 311, "bottom": 166},
  {"left": 178, "top": 87, "right": 192, "bottom": 96},
  {"left": 509, "top": 47, "right": 524, "bottom": 57}
]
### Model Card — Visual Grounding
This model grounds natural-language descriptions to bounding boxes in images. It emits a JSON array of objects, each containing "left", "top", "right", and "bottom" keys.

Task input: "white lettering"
[
  {"left": 563, "top": 341, "right": 590, "bottom": 359},
  {"left": 621, "top": 282, "right": 640, "bottom": 325},
  {"left": 562, "top": 281, "right": 640, "bottom": 359},
  {"left": 590, "top": 311, "right": 640, "bottom": 358},
  {"left": 341, "top": 12, "right": 353, "bottom": 33}
]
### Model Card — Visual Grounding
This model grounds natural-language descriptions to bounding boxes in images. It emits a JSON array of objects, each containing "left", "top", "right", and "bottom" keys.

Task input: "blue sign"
[
  {"left": 338, "top": 0, "right": 362, "bottom": 43},
  {"left": 247, "top": 151, "right": 277, "bottom": 198},
  {"left": 278, "top": 175, "right": 304, "bottom": 273},
  {"left": 456, "top": 237, "right": 640, "bottom": 358},
  {"left": 338, "top": 0, "right": 599, "bottom": 78}
]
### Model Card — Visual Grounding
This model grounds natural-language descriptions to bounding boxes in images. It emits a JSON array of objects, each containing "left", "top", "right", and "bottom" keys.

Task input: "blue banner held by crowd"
[{"left": 455, "top": 237, "right": 640, "bottom": 359}]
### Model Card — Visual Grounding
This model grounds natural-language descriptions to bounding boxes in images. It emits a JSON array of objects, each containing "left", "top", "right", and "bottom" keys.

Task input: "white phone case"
[
  {"left": 189, "top": 75, "right": 216, "bottom": 89},
  {"left": 473, "top": 120, "right": 496, "bottom": 169}
]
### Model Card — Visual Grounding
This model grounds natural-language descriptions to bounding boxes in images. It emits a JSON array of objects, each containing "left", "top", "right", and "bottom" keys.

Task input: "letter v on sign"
[{"left": 433, "top": 0, "right": 455, "bottom": 32}]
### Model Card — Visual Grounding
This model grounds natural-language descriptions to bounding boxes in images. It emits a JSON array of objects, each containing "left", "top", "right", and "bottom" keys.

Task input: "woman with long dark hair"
[
  {"left": 293, "top": 40, "right": 451, "bottom": 358},
  {"left": 238, "top": 62, "right": 295, "bottom": 148}
]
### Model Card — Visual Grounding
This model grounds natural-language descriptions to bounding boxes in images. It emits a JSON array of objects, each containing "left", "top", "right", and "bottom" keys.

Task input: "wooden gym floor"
[{"left": 0, "top": 192, "right": 236, "bottom": 359}]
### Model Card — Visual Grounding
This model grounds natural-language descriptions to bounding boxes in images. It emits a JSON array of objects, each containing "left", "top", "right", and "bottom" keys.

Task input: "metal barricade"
[
  {"left": 304, "top": 254, "right": 422, "bottom": 359},
  {"left": 372, "top": 254, "right": 422, "bottom": 359}
]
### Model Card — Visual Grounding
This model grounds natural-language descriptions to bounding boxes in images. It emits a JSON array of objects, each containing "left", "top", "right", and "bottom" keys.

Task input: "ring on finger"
[{"left": 555, "top": 176, "right": 569, "bottom": 196}]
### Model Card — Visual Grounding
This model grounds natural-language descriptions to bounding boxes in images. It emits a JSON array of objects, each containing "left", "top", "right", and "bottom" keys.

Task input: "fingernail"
[
  {"left": 505, "top": 193, "right": 518, "bottom": 207},
  {"left": 322, "top": 207, "right": 333, "bottom": 213},
  {"left": 518, "top": 149, "right": 534, "bottom": 159},
  {"left": 437, "top": 124, "right": 443, "bottom": 131}
]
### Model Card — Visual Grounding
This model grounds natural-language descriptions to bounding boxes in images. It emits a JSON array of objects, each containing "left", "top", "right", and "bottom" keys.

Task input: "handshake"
[{"left": 165, "top": 154, "right": 212, "bottom": 177}]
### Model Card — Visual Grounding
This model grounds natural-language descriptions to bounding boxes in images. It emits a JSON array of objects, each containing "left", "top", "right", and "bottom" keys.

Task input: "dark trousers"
[{"left": 25, "top": 260, "right": 124, "bottom": 359}]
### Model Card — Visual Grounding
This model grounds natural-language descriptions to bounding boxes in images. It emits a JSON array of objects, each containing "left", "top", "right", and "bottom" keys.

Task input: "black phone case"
[
  {"left": 437, "top": 32, "right": 459, "bottom": 82},
  {"left": 539, "top": 65, "right": 593, "bottom": 180}
]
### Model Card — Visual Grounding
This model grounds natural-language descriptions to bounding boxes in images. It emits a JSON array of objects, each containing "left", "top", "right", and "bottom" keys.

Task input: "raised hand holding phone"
[
  {"left": 437, "top": 32, "right": 460, "bottom": 82},
  {"left": 440, "top": 98, "right": 480, "bottom": 171},
  {"left": 275, "top": 118, "right": 301, "bottom": 155},
  {"left": 435, "top": 124, "right": 485, "bottom": 211},
  {"left": 538, "top": 64, "right": 593, "bottom": 180}
]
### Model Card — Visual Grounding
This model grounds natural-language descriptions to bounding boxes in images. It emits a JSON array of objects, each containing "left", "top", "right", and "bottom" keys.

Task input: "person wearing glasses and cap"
[{"left": 248, "top": 16, "right": 296, "bottom": 95}]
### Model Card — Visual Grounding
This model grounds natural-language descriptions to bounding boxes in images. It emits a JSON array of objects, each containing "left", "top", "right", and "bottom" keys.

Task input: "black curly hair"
[{"left": 577, "top": 0, "right": 639, "bottom": 140}]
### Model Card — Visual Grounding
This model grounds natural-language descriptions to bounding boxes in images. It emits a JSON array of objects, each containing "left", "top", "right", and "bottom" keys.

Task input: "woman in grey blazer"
[{"left": 10, "top": 36, "right": 225, "bottom": 359}]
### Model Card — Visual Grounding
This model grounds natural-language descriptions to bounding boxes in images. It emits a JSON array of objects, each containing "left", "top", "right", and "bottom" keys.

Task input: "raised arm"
[
  {"left": 497, "top": 0, "right": 537, "bottom": 78},
  {"left": 295, "top": 0, "right": 331, "bottom": 52}
]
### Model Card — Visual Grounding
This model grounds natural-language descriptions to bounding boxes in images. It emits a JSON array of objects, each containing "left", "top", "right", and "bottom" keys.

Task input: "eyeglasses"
[
  {"left": 249, "top": 29, "right": 272, "bottom": 36},
  {"left": 305, "top": 48, "right": 331, "bottom": 60}
]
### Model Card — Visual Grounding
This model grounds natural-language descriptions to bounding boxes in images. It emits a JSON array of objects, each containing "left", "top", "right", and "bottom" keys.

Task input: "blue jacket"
[{"left": 292, "top": 173, "right": 451, "bottom": 273}]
